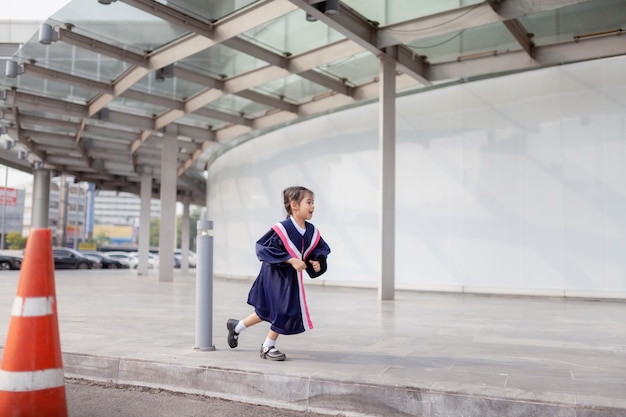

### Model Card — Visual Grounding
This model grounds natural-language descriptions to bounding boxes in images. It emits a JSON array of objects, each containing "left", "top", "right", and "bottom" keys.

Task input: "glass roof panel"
[
  {"left": 15, "top": 34, "right": 131, "bottom": 83},
  {"left": 18, "top": 109, "right": 82, "bottom": 124},
  {"left": 208, "top": 94, "right": 271, "bottom": 119},
  {"left": 49, "top": 2, "right": 190, "bottom": 55},
  {"left": 407, "top": 22, "right": 519, "bottom": 64},
  {"left": 254, "top": 74, "right": 329, "bottom": 105},
  {"left": 519, "top": 0, "right": 626, "bottom": 47},
  {"left": 317, "top": 51, "right": 379, "bottom": 87},
  {"left": 132, "top": 72, "right": 205, "bottom": 101},
  {"left": 112, "top": 95, "right": 170, "bottom": 117},
  {"left": 108, "top": 96, "right": 160, "bottom": 118},
  {"left": 240, "top": 9, "right": 345, "bottom": 56},
  {"left": 155, "top": 0, "right": 260, "bottom": 21},
  {"left": 178, "top": 112, "right": 225, "bottom": 130},
  {"left": 3, "top": 73, "right": 97, "bottom": 104},
  {"left": 180, "top": 44, "right": 264, "bottom": 79},
  {"left": 344, "top": 0, "right": 483, "bottom": 26}
]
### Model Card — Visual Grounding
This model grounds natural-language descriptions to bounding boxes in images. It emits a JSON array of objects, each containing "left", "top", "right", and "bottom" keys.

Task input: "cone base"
[{"left": 0, "top": 385, "right": 68, "bottom": 417}]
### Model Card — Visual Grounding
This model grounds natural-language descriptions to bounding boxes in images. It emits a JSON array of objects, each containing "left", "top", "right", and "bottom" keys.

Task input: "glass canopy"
[{"left": 1, "top": 0, "right": 625, "bottom": 205}]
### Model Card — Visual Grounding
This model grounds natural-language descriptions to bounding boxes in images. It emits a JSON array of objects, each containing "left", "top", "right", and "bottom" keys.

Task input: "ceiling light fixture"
[
  {"left": 457, "top": 50, "right": 498, "bottom": 62},
  {"left": 5, "top": 61, "right": 24, "bottom": 78},
  {"left": 323, "top": 0, "right": 339, "bottom": 15},
  {"left": 574, "top": 28, "right": 623, "bottom": 41},
  {"left": 38, "top": 23, "right": 59, "bottom": 45},
  {"left": 155, "top": 64, "right": 175, "bottom": 82}
]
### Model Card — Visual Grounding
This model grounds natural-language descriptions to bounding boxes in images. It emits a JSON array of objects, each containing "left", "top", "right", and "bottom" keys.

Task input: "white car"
[
  {"left": 174, "top": 249, "right": 197, "bottom": 268},
  {"left": 145, "top": 252, "right": 159, "bottom": 269},
  {"left": 104, "top": 251, "right": 139, "bottom": 269}
]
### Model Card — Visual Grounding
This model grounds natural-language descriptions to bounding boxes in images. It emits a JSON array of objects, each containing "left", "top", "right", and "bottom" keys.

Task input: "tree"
[
  {"left": 95, "top": 232, "right": 111, "bottom": 245},
  {"left": 176, "top": 207, "right": 202, "bottom": 250},
  {"left": 6, "top": 231, "right": 26, "bottom": 250},
  {"left": 150, "top": 218, "right": 160, "bottom": 247}
]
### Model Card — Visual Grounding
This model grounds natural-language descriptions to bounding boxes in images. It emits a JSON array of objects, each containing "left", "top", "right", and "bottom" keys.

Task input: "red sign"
[
  {"left": 66, "top": 225, "right": 82, "bottom": 238},
  {"left": 0, "top": 187, "right": 17, "bottom": 207}
]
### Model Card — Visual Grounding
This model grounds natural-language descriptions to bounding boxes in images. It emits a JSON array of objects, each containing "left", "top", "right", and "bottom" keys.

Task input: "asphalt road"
[{"left": 66, "top": 378, "right": 343, "bottom": 417}]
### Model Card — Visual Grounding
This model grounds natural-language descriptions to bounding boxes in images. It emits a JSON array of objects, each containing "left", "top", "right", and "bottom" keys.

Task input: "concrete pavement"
[{"left": 1, "top": 269, "right": 625, "bottom": 417}]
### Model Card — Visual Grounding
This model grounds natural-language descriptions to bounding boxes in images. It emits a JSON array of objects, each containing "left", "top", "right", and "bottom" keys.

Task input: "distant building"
[
  {"left": 0, "top": 186, "right": 26, "bottom": 249},
  {"left": 23, "top": 176, "right": 88, "bottom": 247},
  {"left": 18, "top": 177, "right": 173, "bottom": 247},
  {"left": 93, "top": 190, "right": 161, "bottom": 227}
]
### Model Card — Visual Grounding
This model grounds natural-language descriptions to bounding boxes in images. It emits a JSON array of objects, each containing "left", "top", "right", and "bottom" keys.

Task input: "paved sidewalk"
[{"left": 1, "top": 269, "right": 625, "bottom": 417}]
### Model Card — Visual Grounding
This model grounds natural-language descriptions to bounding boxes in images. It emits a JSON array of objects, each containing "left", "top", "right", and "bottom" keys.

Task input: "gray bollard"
[{"left": 194, "top": 220, "right": 215, "bottom": 351}]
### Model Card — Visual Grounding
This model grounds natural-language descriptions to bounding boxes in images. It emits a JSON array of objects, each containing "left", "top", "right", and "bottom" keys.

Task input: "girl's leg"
[
  {"left": 242, "top": 313, "right": 262, "bottom": 327},
  {"left": 260, "top": 329, "right": 285, "bottom": 361},
  {"left": 227, "top": 313, "right": 262, "bottom": 349},
  {"left": 264, "top": 329, "right": 279, "bottom": 347}
]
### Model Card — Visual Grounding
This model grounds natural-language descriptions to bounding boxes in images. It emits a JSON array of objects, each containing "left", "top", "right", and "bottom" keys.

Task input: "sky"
[
  {"left": 2, "top": 1, "right": 72, "bottom": 187},
  {"left": 5, "top": 0, "right": 72, "bottom": 20}
]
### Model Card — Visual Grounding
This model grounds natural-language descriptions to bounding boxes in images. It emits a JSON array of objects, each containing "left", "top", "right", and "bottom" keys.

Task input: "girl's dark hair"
[{"left": 283, "top": 186, "right": 314, "bottom": 218}]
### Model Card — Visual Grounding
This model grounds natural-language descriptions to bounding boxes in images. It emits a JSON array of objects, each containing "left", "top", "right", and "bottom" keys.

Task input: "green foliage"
[
  {"left": 150, "top": 218, "right": 160, "bottom": 247},
  {"left": 6, "top": 231, "right": 26, "bottom": 250},
  {"left": 176, "top": 207, "right": 202, "bottom": 250},
  {"left": 95, "top": 232, "right": 111, "bottom": 245},
  {"left": 150, "top": 206, "right": 203, "bottom": 249}
]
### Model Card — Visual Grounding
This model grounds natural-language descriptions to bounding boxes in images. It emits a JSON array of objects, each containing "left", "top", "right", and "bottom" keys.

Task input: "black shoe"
[
  {"left": 227, "top": 319, "right": 239, "bottom": 348},
  {"left": 260, "top": 345, "right": 286, "bottom": 361}
]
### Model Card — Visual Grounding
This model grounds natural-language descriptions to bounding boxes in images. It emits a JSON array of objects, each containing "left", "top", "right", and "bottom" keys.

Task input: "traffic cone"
[{"left": 0, "top": 228, "right": 68, "bottom": 417}]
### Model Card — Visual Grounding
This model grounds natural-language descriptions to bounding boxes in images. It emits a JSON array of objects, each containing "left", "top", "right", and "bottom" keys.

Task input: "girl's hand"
[
  {"left": 287, "top": 258, "right": 307, "bottom": 272},
  {"left": 308, "top": 260, "right": 321, "bottom": 273}
]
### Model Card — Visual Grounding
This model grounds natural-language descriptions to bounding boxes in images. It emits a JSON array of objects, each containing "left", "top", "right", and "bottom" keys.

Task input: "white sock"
[
  {"left": 263, "top": 338, "right": 276, "bottom": 349},
  {"left": 235, "top": 321, "right": 246, "bottom": 334}
]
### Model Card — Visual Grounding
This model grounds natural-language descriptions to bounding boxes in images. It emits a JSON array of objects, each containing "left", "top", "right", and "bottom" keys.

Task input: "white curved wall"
[{"left": 207, "top": 55, "right": 626, "bottom": 298}]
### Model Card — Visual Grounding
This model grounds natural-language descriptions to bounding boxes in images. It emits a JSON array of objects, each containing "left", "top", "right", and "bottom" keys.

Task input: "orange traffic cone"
[{"left": 0, "top": 228, "right": 68, "bottom": 417}]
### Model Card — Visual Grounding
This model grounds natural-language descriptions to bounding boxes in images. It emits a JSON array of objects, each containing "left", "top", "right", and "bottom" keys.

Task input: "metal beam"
[
  {"left": 194, "top": 107, "right": 251, "bottom": 127},
  {"left": 223, "top": 37, "right": 287, "bottom": 68},
  {"left": 503, "top": 19, "right": 535, "bottom": 57},
  {"left": 173, "top": 66, "right": 224, "bottom": 89},
  {"left": 58, "top": 28, "right": 148, "bottom": 67},
  {"left": 299, "top": 69, "right": 354, "bottom": 97},
  {"left": 377, "top": 0, "right": 591, "bottom": 48},
  {"left": 235, "top": 90, "right": 298, "bottom": 114},
  {"left": 122, "top": 89, "right": 183, "bottom": 110},
  {"left": 120, "top": 0, "right": 214, "bottom": 38},
  {"left": 430, "top": 33, "right": 626, "bottom": 81},
  {"left": 289, "top": 0, "right": 429, "bottom": 85},
  {"left": 22, "top": 63, "right": 112, "bottom": 92}
]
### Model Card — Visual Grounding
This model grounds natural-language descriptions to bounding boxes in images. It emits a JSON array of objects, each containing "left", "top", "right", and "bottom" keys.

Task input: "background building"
[
  {"left": 23, "top": 175, "right": 88, "bottom": 247},
  {"left": 93, "top": 190, "right": 160, "bottom": 227},
  {"left": 0, "top": 185, "right": 25, "bottom": 249}
]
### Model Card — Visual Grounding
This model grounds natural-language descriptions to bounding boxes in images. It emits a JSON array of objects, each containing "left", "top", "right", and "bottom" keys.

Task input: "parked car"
[
  {"left": 104, "top": 251, "right": 139, "bottom": 269},
  {"left": 81, "top": 251, "right": 129, "bottom": 269},
  {"left": 146, "top": 252, "right": 159, "bottom": 269},
  {"left": 0, "top": 253, "right": 23, "bottom": 270},
  {"left": 52, "top": 248, "right": 95, "bottom": 269},
  {"left": 174, "top": 249, "right": 197, "bottom": 268}
]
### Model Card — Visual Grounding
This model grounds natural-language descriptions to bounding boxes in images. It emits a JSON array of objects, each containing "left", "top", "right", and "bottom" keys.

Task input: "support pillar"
[
  {"left": 31, "top": 169, "right": 51, "bottom": 229},
  {"left": 379, "top": 53, "right": 396, "bottom": 301},
  {"left": 158, "top": 135, "right": 177, "bottom": 281},
  {"left": 137, "top": 169, "right": 152, "bottom": 275},
  {"left": 181, "top": 193, "right": 190, "bottom": 273}
]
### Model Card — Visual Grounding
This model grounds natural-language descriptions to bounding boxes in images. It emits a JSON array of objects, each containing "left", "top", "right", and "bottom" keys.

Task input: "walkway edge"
[{"left": 59, "top": 351, "right": 626, "bottom": 417}]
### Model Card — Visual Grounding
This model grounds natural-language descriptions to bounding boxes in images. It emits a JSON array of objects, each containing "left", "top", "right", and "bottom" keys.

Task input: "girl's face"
[{"left": 291, "top": 192, "right": 314, "bottom": 221}]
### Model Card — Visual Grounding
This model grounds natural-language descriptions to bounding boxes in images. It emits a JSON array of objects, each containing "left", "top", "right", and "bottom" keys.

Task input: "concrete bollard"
[{"left": 194, "top": 220, "right": 215, "bottom": 351}]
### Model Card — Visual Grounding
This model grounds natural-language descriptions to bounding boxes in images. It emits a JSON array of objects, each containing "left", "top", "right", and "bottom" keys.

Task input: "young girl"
[{"left": 227, "top": 186, "right": 331, "bottom": 361}]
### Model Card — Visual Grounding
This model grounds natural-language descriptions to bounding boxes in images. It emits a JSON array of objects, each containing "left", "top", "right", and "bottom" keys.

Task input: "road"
[{"left": 66, "top": 378, "right": 343, "bottom": 417}]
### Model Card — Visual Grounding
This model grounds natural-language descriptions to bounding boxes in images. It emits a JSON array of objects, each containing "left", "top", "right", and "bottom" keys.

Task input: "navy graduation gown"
[{"left": 247, "top": 219, "right": 331, "bottom": 335}]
